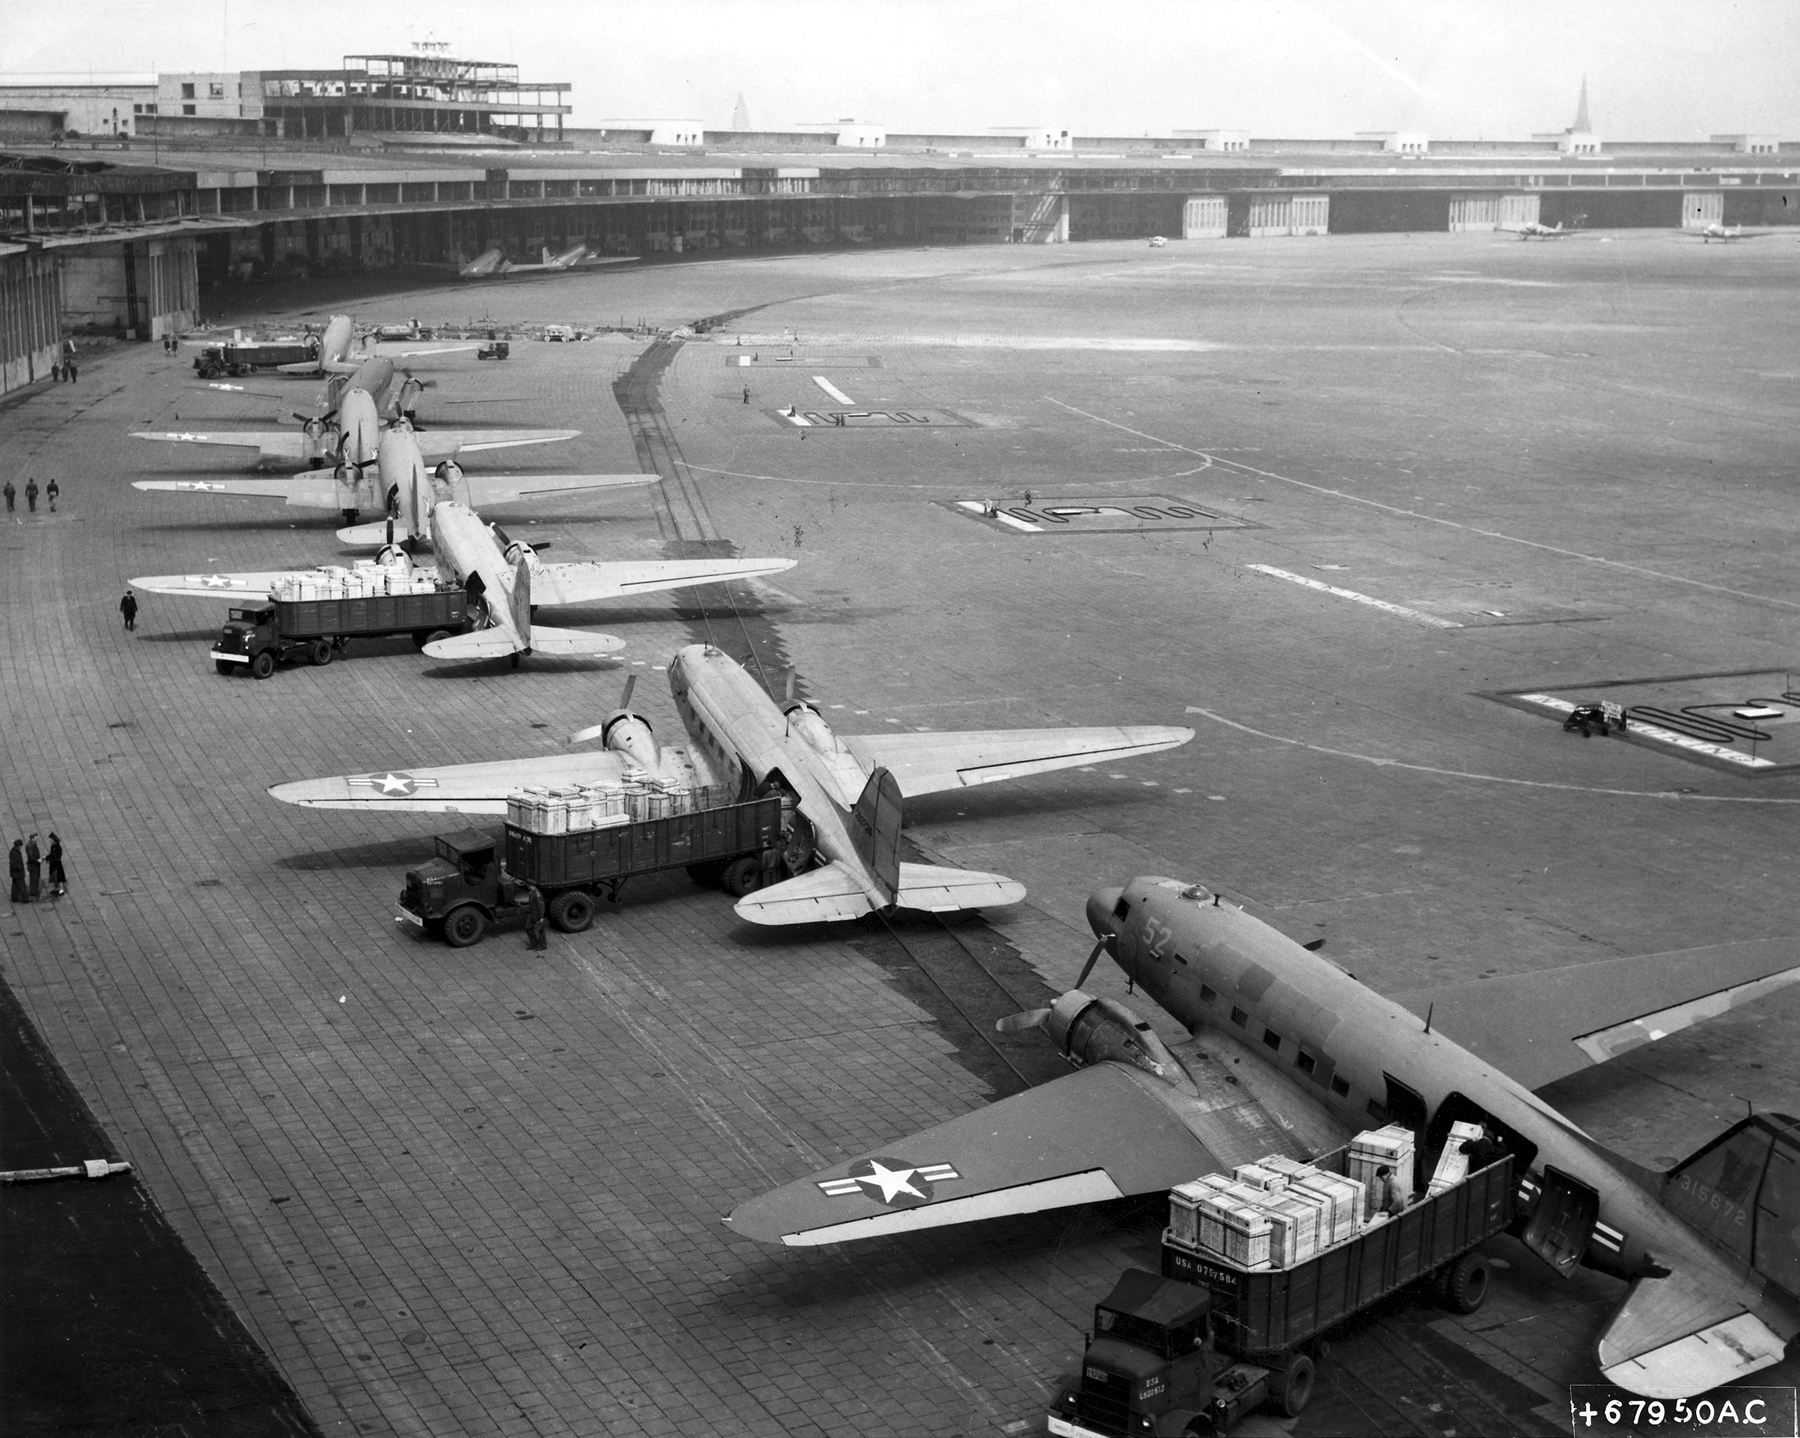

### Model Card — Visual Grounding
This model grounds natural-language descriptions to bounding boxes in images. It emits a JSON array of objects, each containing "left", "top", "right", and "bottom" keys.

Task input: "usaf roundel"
[{"left": 816, "top": 1156, "right": 960, "bottom": 1209}]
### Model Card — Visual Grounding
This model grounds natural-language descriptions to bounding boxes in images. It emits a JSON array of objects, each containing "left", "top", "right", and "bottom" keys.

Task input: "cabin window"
[
  {"left": 1230, "top": 1006, "right": 1248, "bottom": 1029},
  {"left": 1262, "top": 1028, "right": 1281, "bottom": 1052},
  {"left": 1331, "top": 1076, "right": 1351, "bottom": 1098},
  {"left": 1200, "top": 983, "right": 1217, "bottom": 1004},
  {"left": 1296, "top": 1050, "right": 1316, "bottom": 1075}
]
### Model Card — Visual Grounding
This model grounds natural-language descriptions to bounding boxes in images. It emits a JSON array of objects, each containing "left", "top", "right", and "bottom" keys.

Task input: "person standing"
[
  {"left": 120, "top": 591, "right": 138, "bottom": 631},
  {"left": 45, "top": 479, "right": 58, "bottom": 512},
  {"left": 523, "top": 883, "right": 548, "bottom": 951},
  {"left": 24, "top": 478, "right": 38, "bottom": 513},
  {"left": 24, "top": 834, "right": 41, "bottom": 900},
  {"left": 8, "top": 840, "right": 25, "bottom": 905},
  {"left": 66, "top": 357, "right": 78, "bottom": 382},
  {"left": 3, "top": 479, "right": 13, "bottom": 512},
  {"left": 46, "top": 834, "right": 66, "bottom": 898}
]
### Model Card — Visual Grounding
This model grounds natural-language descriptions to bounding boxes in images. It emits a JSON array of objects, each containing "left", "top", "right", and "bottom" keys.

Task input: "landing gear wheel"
[
  {"left": 442, "top": 905, "right": 487, "bottom": 948},
  {"left": 721, "top": 856, "right": 764, "bottom": 898},
  {"left": 548, "top": 890, "right": 595, "bottom": 933},
  {"left": 685, "top": 860, "right": 727, "bottom": 889},
  {"left": 215, "top": 659, "right": 235, "bottom": 676},
  {"left": 1271, "top": 1352, "right": 1314, "bottom": 1418},
  {"left": 1442, "top": 1252, "right": 1491, "bottom": 1314},
  {"left": 309, "top": 639, "right": 333, "bottom": 666},
  {"left": 249, "top": 650, "right": 276, "bottom": 680}
]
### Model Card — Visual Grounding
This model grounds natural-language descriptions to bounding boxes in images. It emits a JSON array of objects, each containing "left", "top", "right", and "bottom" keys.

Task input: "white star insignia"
[
  {"left": 857, "top": 1159, "right": 927, "bottom": 1204},
  {"left": 817, "top": 1156, "right": 960, "bottom": 1207},
  {"left": 198, "top": 574, "right": 239, "bottom": 588}
]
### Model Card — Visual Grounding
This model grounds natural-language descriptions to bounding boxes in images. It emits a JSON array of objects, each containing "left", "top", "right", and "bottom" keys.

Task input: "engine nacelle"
[
  {"left": 601, "top": 712, "right": 661, "bottom": 771},
  {"left": 782, "top": 702, "right": 841, "bottom": 756},
  {"left": 1047, "top": 991, "right": 1186, "bottom": 1084},
  {"left": 376, "top": 545, "right": 411, "bottom": 571},
  {"left": 501, "top": 540, "right": 541, "bottom": 571}
]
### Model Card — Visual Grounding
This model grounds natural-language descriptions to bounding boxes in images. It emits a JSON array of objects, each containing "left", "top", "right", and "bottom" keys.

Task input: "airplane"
[
  {"left": 1693, "top": 223, "right": 1778, "bottom": 244},
  {"left": 268, "top": 313, "right": 479, "bottom": 376},
  {"left": 267, "top": 645, "right": 1194, "bottom": 921},
  {"left": 458, "top": 244, "right": 592, "bottom": 278},
  {"left": 1504, "top": 219, "right": 1580, "bottom": 240},
  {"left": 726, "top": 874, "right": 1800, "bottom": 1399}
]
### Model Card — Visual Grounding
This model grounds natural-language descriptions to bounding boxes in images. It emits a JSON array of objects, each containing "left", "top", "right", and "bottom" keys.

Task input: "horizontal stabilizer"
[
  {"left": 894, "top": 861, "right": 1025, "bottom": 914},
  {"left": 530, "top": 556, "right": 795, "bottom": 607},
  {"left": 422, "top": 626, "right": 624, "bottom": 661},
  {"left": 1392, "top": 937, "right": 1800, "bottom": 1091},
  {"left": 733, "top": 863, "right": 878, "bottom": 926},
  {"left": 843, "top": 725, "right": 1195, "bottom": 797},
  {"left": 1597, "top": 1273, "right": 1789, "bottom": 1398},
  {"left": 337, "top": 520, "right": 414, "bottom": 547},
  {"left": 523, "top": 625, "right": 627, "bottom": 656},
  {"left": 725, "top": 1061, "right": 1224, "bottom": 1246}
]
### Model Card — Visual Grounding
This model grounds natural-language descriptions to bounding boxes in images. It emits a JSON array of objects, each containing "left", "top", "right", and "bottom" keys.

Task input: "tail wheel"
[
  {"left": 1442, "top": 1252, "right": 1491, "bottom": 1314},
  {"left": 309, "top": 639, "right": 333, "bottom": 667},
  {"left": 548, "top": 890, "right": 595, "bottom": 933},
  {"left": 442, "top": 905, "right": 487, "bottom": 948},
  {"left": 249, "top": 650, "right": 276, "bottom": 680},
  {"left": 721, "top": 856, "right": 764, "bottom": 897},
  {"left": 1271, "top": 1352, "right": 1314, "bottom": 1418}
]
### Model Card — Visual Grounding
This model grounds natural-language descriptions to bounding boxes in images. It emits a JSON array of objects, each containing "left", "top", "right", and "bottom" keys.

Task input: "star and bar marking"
[
  {"left": 817, "top": 1156, "right": 960, "bottom": 1208},
  {"left": 347, "top": 771, "right": 439, "bottom": 798}
]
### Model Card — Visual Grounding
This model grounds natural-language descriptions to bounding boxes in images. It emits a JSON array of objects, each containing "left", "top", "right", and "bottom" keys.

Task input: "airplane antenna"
[{"left": 1424, "top": 1002, "right": 1434, "bottom": 1035}]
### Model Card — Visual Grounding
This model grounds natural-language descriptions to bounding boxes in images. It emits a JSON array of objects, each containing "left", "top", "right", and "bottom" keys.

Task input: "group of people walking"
[
  {"left": 4, "top": 478, "right": 59, "bottom": 513},
  {"left": 8, "top": 833, "right": 66, "bottom": 904}
]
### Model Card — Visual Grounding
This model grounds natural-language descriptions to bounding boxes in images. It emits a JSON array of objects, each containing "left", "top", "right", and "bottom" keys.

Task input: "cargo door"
[{"left": 1521, "top": 1167, "right": 1599, "bottom": 1277}]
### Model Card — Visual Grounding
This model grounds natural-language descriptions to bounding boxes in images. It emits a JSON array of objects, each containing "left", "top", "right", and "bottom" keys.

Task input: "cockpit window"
[{"left": 1113, "top": 896, "right": 1131, "bottom": 920}]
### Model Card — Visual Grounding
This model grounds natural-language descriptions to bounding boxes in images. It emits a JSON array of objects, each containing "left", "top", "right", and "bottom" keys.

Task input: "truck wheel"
[
  {"left": 549, "top": 890, "right": 595, "bottom": 933},
  {"left": 442, "top": 905, "right": 487, "bottom": 948},
  {"left": 425, "top": 629, "right": 452, "bottom": 648},
  {"left": 309, "top": 639, "right": 333, "bottom": 666},
  {"left": 721, "top": 856, "right": 764, "bottom": 897},
  {"left": 1271, "top": 1352, "right": 1315, "bottom": 1418},
  {"left": 685, "top": 860, "right": 726, "bottom": 888},
  {"left": 249, "top": 650, "right": 276, "bottom": 680},
  {"left": 1442, "top": 1252, "right": 1491, "bottom": 1314},
  {"left": 215, "top": 660, "right": 236, "bottom": 676},
  {"left": 411, "top": 630, "right": 433, "bottom": 651}
]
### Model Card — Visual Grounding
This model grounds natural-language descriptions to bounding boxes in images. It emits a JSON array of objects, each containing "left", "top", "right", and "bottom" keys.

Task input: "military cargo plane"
[
  {"left": 267, "top": 646, "right": 1193, "bottom": 920},
  {"left": 727, "top": 875, "right": 1800, "bottom": 1399}
]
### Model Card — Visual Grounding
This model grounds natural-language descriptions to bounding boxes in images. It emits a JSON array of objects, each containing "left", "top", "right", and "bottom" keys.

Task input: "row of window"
[{"left": 1212, "top": 989, "right": 1376, "bottom": 1115}]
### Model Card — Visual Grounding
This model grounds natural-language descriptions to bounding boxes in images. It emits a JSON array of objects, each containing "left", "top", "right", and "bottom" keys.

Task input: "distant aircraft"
[
  {"left": 458, "top": 244, "right": 611, "bottom": 278},
  {"left": 1694, "top": 223, "right": 1777, "bottom": 243},
  {"left": 1504, "top": 219, "right": 1579, "bottom": 240},
  {"left": 268, "top": 645, "right": 1193, "bottom": 921},
  {"left": 270, "top": 314, "right": 478, "bottom": 375},
  {"left": 728, "top": 874, "right": 1800, "bottom": 1398}
]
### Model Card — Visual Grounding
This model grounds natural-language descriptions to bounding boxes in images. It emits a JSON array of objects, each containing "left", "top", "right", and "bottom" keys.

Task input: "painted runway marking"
[
  {"left": 1514, "top": 693, "right": 1775, "bottom": 769},
  {"left": 1047, "top": 399, "right": 1800, "bottom": 614},
  {"left": 1184, "top": 706, "right": 1800, "bottom": 803},
  {"left": 1247, "top": 564, "right": 1463, "bottom": 629},
  {"left": 812, "top": 376, "right": 855, "bottom": 405}
]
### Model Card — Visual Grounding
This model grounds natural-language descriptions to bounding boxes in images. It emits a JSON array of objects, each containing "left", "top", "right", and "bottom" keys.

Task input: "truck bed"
[
  {"left": 277, "top": 590, "right": 465, "bottom": 638},
  {"left": 1162, "top": 1156, "right": 1513, "bottom": 1357},
  {"left": 503, "top": 797, "right": 782, "bottom": 887}
]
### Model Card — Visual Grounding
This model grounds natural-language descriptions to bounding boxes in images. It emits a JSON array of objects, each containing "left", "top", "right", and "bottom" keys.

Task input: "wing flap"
[
  {"left": 530, "top": 557, "right": 795, "bottom": 607},
  {"left": 1597, "top": 1274, "right": 1788, "bottom": 1398},
  {"left": 461, "top": 473, "right": 658, "bottom": 505},
  {"left": 725, "top": 1060, "right": 1224, "bottom": 1246},
  {"left": 842, "top": 725, "right": 1194, "bottom": 797},
  {"left": 1392, "top": 938, "right": 1800, "bottom": 1091}
]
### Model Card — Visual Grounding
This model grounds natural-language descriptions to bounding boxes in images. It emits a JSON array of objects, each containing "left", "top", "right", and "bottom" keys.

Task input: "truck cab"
[
  {"left": 1051, "top": 1270, "right": 1223, "bottom": 1437},
  {"left": 399, "top": 830, "right": 508, "bottom": 947},
  {"left": 213, "top": 606, "right": 278, "bottom": 676}
]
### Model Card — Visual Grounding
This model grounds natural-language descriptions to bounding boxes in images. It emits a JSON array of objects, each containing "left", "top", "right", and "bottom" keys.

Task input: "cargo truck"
[
  {"left": 1047, "top": 1152, "right": 1513, "bottom": 1436},
  {"left": 397, "top": 795, "right": 784, "bottom": 946},
  {"left": 211, "top": 589, "right": 469, "bottom": 677},
  {"left": 193, "top": 338, "right": 320, "bottom": 378}
]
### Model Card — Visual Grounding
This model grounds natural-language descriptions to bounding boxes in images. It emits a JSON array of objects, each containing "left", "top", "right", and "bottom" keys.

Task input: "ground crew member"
[
  {"left": 1374, "top": 1164, "right": 1408, "bottom": 1216},
  {"left": 46, "top": 479, "right": 58, "bottom": 512},
  {"left": 66, "top": 357, "right": 78, "bottom": 382},
  {"left": 46, "top": 834, "right": 66, "bottom": 898},
  {"left": 24, "top": 834, "right": 41, "bottom": 899},
  {"left": 523, "top": 883, "right": 548, "bottom": 951},
  {"left": 743, "top": 386, "right": 750, "bottom": 404},
  {"left": 3, "top": 480, "right": 14, "bottom": 511},
  {"left": 120, "top": 591, "right": 138, "bottom": 631},
  {"left": 24, "top": 478, "right": 38, "bottom": 512},
  {"left": 8, "top": 840, "right": 26, "bottom": 904},
  {"left": 1459, "top": 1126, "right": 1505, "bottom": 1172}
]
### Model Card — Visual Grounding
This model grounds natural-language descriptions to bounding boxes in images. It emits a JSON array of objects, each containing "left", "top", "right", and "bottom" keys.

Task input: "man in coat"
[
  {"left": 523, "top": 883, "right": 548, "bottom": 951},
  {"left": 46, "top": 834, "right": 66, "bottom": 898},
  {"left": 120, "top": 591, "right": 138, "bottom": 631},
  {"left": 8, "top": 840, "right": 26, "bottom": 904}
]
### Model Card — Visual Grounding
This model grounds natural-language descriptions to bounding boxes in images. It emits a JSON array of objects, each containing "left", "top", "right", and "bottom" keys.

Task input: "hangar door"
[
  {"left": 1683, "top": 192, "right": 1724, "bottom": 228},
  {"left": 1183, "top": 196, "right": 1226, "bottom": 239}
]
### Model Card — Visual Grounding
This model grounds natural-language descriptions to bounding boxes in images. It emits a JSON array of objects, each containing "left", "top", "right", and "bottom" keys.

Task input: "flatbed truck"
[
  {"left": 193, "top": 338, "right": 319, "bottom": 378},
  {"left": 211, "top": 591, "right": 470, "bottom": 677},
  {"left": 1048, "top": 1152, "right": 1513, "bottom": 1436},
  {"left": 397, "top": 796, "right": 784, "bottom": 946}
]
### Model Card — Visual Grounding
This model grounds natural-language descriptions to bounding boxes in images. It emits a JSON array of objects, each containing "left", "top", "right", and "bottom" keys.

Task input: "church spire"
[{"left": 1574, "top": 75, "right": 1591, "bottom": 133}]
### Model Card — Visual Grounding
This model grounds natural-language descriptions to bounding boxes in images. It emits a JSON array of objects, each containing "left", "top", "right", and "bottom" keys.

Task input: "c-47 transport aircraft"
[
  {"left": 268, "top": 646, "right": 1193, "bottom": 922},
  {"left": 726, "top": 875, "right": 1800, "bottom": 1398}
]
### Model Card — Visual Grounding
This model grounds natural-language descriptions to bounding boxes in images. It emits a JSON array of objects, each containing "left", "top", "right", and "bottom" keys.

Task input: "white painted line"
[
  {"left": 813, "top": 375, "right": 855, "bottom": 405},
  {"left": 994, "top": 511, "right": 1043, "bottom": 533},
  {"left": 1516, "top": 694, "right": 1776, "bottom": 769},
  {"left": 1247, "top": 564, "right": 1463, "bottom": 629}
]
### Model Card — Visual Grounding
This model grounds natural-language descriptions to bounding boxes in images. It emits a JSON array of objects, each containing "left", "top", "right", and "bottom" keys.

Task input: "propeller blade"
[
  {"left": 785, "top": 669, "right": 797, "bottom": 703},
  {"left": 994, "top": 1007, "right": 1052, "bottom": 1035},
  {"left": 567, "top": 721, "right": 609, "bottom": 745},
  {"left": 1303, "top": 938, "right": 1325, "bottom": 951},
  {"left": 619, "top": 673, "right": 637, "bottom": 711},
  {"left": 1073, "top": 937, "right": 1109, "bottom": 991}
]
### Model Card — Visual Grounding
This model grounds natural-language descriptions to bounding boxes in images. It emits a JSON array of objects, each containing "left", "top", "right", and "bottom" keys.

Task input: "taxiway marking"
[
  {"left": 1246, "top": 564, "right": 1462, "bottom": 629},
  {"left": 1515, "top": 693, "right": 1775, "bottom": 770},
  {"left": 1047, "top": 399, "right": 1800, "bottom": 614},
  {"left": 812, "top": 376, "right": 855, "bottom": 405}
]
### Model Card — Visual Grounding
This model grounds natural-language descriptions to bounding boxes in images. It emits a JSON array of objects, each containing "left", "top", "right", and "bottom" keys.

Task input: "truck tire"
[
  {"left": 1442, "top": 1252, "right": 1491, "bottom": 1314},
  {"left": 549, "top": 890, "right": 595, "bottom": 933},
  {"left": 309, "top": 639, "right": 333, "bottom": 667},
  {"left": 249, "top": 650, "right": 276, "bottom": 680},
  {"left": 215, "top": 660, "right": 236, "bottom": 676},
  {"left": 442, "top": 905, "right": 487, "bottom": 948},
  {"left": 721, "top": 856, "right": 764, "bottom": 897},
  {"left": 425, "top": 629, "right": 452, "bottom": 648},
  {"left": 686, "top": 860, "right": 727, "bottom": 888},
  {"left": 411, "top": 630, "right": 433, "bottom": 651},
  {"left": 1270, "top": 1352, "right": 1314, "bottom": 1418}
]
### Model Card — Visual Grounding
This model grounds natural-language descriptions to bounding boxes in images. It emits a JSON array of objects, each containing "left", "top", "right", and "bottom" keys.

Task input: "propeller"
[
  {"left": 1074, "top": 935, "right": 1110, "bottom": 989},
  {"left": 568, "top": 674, "right": 638, "bottom": 745},
  {"left": 994, "top": 935, "right": 1111, "bottom": 1033}
]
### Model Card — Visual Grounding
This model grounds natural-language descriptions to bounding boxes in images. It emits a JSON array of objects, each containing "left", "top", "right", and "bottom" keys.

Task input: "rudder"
[
  {"left": 1663, "top": 1112, "right": 1800, "bottom": 1296},
  {"left": 848, "top": 767, "right": 902, "bottom": 904}
]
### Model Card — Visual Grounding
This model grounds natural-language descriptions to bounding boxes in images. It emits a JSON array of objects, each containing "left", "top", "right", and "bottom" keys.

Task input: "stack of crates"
[
  {"left": 1168, "top": 1176, "right": 1274, "bottom": 1270},
  {"left": 1349, "top": 1125, "right": 1416, "bottom": 1218},
  {"left": 1165, "top": 1153, "right": 1368, "bottom": 1270},
  {"left": 506, "top": 778, "right": 737, "bottom": 833},
  {"left": 271, "top": 565, "right": 447, "bottom": 602}
]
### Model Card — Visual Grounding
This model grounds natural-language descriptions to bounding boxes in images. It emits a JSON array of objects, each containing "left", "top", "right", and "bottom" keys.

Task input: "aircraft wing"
[
  {"left": 725, "top": 1060, "right": 1225, "bottom": 1246},
  {"left": 1389, "top": 937, "right": 1800, "bottom": 1092},
  {"left": 268, "top": 751, "right": 644, "bottom": 813},
  {"left": 131, "top": 570, "right": 304, "bottom": 600},
  {"left": 460, "top": 473, "right": 658, "bottom": 506},
  {"left": 1596, "top": 1271, "right": 1790, "bottom": 1398},
  {"left": 841, "top": 725, "right": 1195, "bottom": 797},
  {"left": 412, "top": 430, "right": 579, "bottom": 462},
  {"left": 133, "top": 476, "right": 342, "bottom": 507},
  {"left": 131, "top": 430, "right": 312, "bottom": 461},
  {"left": 530, "top": 556, "right": 796, "bottom": 607},
  {"left": 374, "top": 342, "right": 480, "bottom": 359}
]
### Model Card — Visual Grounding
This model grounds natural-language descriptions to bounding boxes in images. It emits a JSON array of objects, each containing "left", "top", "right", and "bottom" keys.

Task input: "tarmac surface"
[{"left": 3, "top": 229, "right": 1799, "bottom": 1437}]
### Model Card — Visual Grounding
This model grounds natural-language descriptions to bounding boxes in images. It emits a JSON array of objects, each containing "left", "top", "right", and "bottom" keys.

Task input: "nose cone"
[{"left": 1087, "top": 887, "right": 1124, "bottom": 941}]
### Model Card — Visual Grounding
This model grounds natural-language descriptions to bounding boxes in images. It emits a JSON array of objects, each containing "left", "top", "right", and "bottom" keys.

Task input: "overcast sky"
[{"left": 4, "top": 0, "right": 1795, "bottom": 140}]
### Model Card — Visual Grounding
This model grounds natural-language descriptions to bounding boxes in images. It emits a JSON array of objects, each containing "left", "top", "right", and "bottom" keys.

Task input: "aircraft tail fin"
[
  {"left": 1661, "top": 1111, "right": 1800, "bottom": 1296},
  {"left": 508, "top": 548, "right": 532, "bottom": 647},
  {"left": 847, "top": 767, "right": 903, "bottom": 902},
  {"left": 542, "top": 246, "right": 554, "bottom": 265}
]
